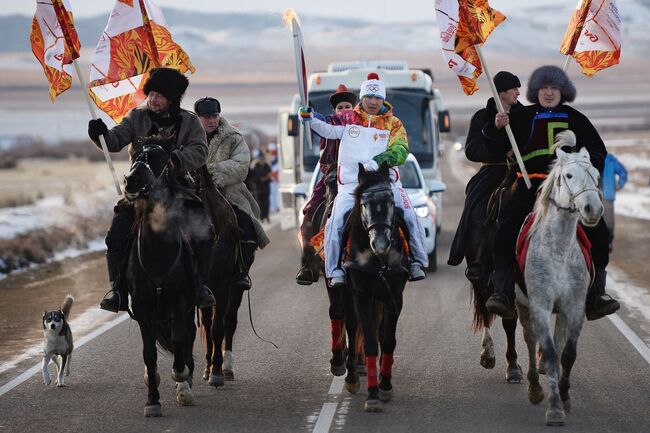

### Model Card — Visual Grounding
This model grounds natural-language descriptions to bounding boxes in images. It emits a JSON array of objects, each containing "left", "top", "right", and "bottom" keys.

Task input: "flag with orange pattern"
[
  {"left": 88, "top": 0, "right": 195, "bottom": 123},
  {"left": 30, "top": 0, "right": 81, "bottom": 102},
  {"left": 434, "top": 0, "right": 505, "bottom": 95},
  {"left": 560, "top": 0, "right": 621, "bottom": 76}
]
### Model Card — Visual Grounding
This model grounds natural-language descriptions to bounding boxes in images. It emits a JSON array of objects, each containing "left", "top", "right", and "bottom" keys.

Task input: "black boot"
[
  {"left": 233, "top": 240, "right": 256, "bottom": 291},
  {"left": 100, "top": 252, "right": 129, "bottom": 313},
  {"left": 296, "top": 243, "right": 320, "bottom": 285},
  {"left": 586, "top": 268, "right": 620, "bottom": 321},
  {"left": 194, "top": 240, "right": 215, "bottom": 308},
  {"left": 485, "top": 265, "right": 516, "bottom": 319},
  {"left": 465, "top": 261, "right": 484, "bottom": 282}
]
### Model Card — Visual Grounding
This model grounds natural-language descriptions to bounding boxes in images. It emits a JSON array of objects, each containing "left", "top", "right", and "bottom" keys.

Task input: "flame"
[{"left": 282, "top": 8, "right": 300, "bottom": 30}]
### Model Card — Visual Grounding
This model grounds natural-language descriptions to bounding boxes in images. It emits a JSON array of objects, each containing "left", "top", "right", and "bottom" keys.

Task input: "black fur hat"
[
  {"left": 526, "top": 65, "right": 576, "bottom": 104},
  {"left": 143, "top": 67, "right": 189, "bottom": 105}
]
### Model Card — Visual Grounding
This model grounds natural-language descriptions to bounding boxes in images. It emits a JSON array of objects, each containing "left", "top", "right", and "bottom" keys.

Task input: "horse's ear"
[
  {"left": 556, "top": 147, "right": 568, "bottom": 161},
  {"left": 379, "top": 162, "right": 390, "bottom": 179},
  {"left": 578, "top": 146, "right": 590, "bottom": 159},
  {"left": 358, "top": 162, "right": 366, "bottom": 182}
]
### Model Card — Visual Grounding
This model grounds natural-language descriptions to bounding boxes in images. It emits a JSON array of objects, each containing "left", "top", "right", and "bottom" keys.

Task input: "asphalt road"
[{"left": 0, "top": 151, "right": 649, "bottom": 433}]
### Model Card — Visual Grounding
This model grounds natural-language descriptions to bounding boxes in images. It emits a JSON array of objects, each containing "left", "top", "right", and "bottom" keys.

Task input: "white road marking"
[
  {"left": 607, "top": 314, "right": 650, "bottom": 366},
  {"left": 0, "top": 313, "right": 130, "bottom": 397},
  {"left": 328, "top": 375, "right": 345, "bottom": 394},
  {"left": 313, "top": 402, "right": 338, "bottom": 433}
]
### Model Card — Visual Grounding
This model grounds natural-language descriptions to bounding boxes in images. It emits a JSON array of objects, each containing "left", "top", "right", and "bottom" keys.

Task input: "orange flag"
[
  {"left": 30, "top": 0, "right": 81, "bottom": 102},
  {"left": 88, "top": 0, "right": 195, "bottom": 123},
  {"left": 435, "top": 0, "right": 505, "bottom": 95},
  {"left": 560, "top": 0, "right": 621, "bottom": 76}
]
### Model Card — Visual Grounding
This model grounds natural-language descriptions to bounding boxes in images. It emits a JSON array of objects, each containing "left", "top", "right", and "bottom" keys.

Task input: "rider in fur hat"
[
  {"left": 296, "top": 84, "right": 356, "bottom": 285},
  {"left": 87, "top": 67, "right": 215, "bottom": 313},
  {"left": 484, "top": 65, "right": 619, "bottom": 321}
]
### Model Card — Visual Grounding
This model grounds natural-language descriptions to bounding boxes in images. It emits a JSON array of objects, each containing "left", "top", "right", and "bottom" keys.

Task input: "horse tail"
[
  {"left": 355, "top": 325, "right": 365, "bottom": 359},
  {"left": 197, "top": 306, "right": 213, "bottom": 353},
  {"left": 470, "top": 280, "right": 494, "bottom": 332},
  {"left": 155, "top": 329, "right": 175, "bottom": 354}
]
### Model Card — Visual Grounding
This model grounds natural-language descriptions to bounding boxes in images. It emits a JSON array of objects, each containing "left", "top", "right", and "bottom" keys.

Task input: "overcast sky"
[{"left": 2, "top": 0, "right": 569, "bottom": 22}]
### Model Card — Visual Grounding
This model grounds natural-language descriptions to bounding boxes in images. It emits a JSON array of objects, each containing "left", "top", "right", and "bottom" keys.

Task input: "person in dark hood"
[
  {"left": 483, "top": 65, "right": 619, "bottom": 321},
  {"left": 448, "top": 71, "right": 523, "bottom": 277},
  {"left": 87, "top": 67, "right": 215, "bottom": 313}
]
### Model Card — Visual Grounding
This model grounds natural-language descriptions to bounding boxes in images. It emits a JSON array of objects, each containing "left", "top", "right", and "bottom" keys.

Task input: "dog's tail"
[{"left": 61, "top": 295, "right": 74, "bottom": 319}]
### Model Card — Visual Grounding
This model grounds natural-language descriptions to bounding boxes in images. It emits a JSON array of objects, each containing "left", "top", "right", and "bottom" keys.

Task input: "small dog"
[{"left": 42, "top": 295, "right": 74, "bottom": 387}]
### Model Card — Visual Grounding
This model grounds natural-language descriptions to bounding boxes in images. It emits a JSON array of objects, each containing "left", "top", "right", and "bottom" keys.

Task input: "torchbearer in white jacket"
[{"left": 300, "top": 72, "right": 428, "bottom": 287}]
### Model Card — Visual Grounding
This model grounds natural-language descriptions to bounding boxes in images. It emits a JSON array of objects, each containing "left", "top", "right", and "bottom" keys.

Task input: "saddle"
[
  {"left": 516, "top": 212, "right": 594, "bottom": 281},
  {"left": 309, "top": 226, "right": 409, "bottom": 261}
]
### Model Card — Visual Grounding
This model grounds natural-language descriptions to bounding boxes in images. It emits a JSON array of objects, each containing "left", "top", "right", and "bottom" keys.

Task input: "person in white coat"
[{"left": 300, "top": 72, "right": 428, "bottom": 287}]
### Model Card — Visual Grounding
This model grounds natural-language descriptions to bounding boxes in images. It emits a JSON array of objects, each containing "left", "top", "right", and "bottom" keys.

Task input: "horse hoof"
[
  {"left": 480, "top": 355, "right": 496, "bottom": 370},
  {"left": 143, "top": 369, "right": 161, "bottom": 387},
  {"left": 202, "top": 368, "right": 210, "bottom": 381},
  {"left": 176, "top": 381, "right": 195, "bottom": 406},
  {"left": 171, "top": 366, "right": 190, "bottom": 383},
  {"left": 330, "top": 363, "right": 346, "bottom": 377},
  {"left": 144, "top": 404, "right": 162, "bottom": 417},
  {"left": 378, "top": 387, "right": 393, "bottom": 402},
  {"left": 506, "top": 364, "right": 523, "bottom": 383},
  {"left": 364, "top": 399, "right": 383, "bottom": 413},
  {"left": 545, "top": 407, "right": 565, "bottom": 426},
  {"left": 528, "top": 384, "right": 545, "bottom": 405},
  {"left": 345, "top": 377, "right": 360, "bottom": 394},
  {"left": 209, "top": 373, "right": 225, "bottom": 387}
]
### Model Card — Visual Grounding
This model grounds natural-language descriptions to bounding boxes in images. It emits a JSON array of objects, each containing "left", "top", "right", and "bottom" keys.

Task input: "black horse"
[
  {"left": 124, "top": 137, "right": 205, "bottom": 417},
  {"left": 301, "top": 165, "right": 364, "bottom": 380},
  {"left": 344, "top": 163, "right": 409, "bottom": 412},
  {"left": 465, "top": 168, "right": 523, "bottom": 382}
]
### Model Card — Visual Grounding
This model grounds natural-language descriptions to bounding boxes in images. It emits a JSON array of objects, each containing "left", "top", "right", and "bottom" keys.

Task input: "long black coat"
[{"left": 448, "top": 98, "right": 522, "bottom": 266}]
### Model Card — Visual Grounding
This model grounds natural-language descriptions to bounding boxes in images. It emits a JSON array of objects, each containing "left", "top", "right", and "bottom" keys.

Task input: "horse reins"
[{"left": 549, "top": 160, "right": 601, "bottom": 214}]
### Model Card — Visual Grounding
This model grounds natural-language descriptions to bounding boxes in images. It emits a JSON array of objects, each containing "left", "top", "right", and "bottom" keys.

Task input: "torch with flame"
[{"left": 283, "top": 8, "right": 313, "bottom": 149}]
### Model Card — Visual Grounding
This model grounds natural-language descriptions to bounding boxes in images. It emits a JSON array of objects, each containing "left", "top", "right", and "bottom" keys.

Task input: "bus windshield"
[{"left": 305, "top": 88, "right": 433, "bottom": 172}]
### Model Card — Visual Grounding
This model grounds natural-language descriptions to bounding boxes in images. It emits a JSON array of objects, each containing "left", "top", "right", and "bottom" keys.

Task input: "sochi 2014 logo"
[{"left": 348, "top": 126, "right": 360, "bottom": 138}]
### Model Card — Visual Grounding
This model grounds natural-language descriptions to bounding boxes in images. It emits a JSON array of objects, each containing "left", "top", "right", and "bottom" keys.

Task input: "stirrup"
[
  {"left": 586, "top": 294, "right": 620, "bottom": 321},
  {"left": 197, "top": 285, "right": 216, "bottom": 308},
  {"left": 99, "top": 290, "right": 126, "bottom": 313},
  {"left": 296, "top": 267, "right": 315, "bottom": 285}
]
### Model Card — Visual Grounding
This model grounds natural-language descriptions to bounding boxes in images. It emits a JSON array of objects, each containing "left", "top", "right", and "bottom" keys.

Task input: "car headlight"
[{"left": 415, "top": 205, "right": 429, "bottom": 218}]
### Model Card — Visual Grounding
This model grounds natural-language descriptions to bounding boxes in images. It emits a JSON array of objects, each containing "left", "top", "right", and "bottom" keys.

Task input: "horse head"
[
  {"left": 542, "top": 131, "right": 603, "bottom": 227},
  {"left": 124, "top": 136, "right": 175, "bottom": 202},
  {"left": 356, "top": 162, "right": 394, "bottom": 257}
]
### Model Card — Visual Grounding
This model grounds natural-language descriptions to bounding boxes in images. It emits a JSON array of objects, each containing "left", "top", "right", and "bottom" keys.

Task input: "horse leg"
[
  {"left": 176, "top": 317, "right": 196, "bottom": 407},
  {"left": 503, "top": 317, "right": 522, "bottom": 383},
  {"left": 223, "top": 286, "right": 245, "bottom": 381},
  {"left": 479, "top": 328, "right": 496, "bottom": 369},
  {"left": 356, "top": 293, "right": 381, "bottom": 412},
  {"left": 558, "top": 311, "right": 584, "bottom": 414},
  {"left": 200, "top": 306, "right": 214, "bottom": 381},
  {"left": 139, "top": 323, "right": 162, "bottom": 417},
  {"left": 517, "top": 302, "right": 544, "bottom": 405},
  {"left": 532, "top": 307, "right": 564, "bottom": 426},
  {"left": 343, "top": 288, "right": 360, "bottom": 393},
  {"left": 208, "top": 302, "right": 226, "bottom": 387},
  {"left": 327, "top": 283, "right": 346, "bottom": 376},
  {"left": 378, "top": 306, "right": 400, "bottom": 403}
]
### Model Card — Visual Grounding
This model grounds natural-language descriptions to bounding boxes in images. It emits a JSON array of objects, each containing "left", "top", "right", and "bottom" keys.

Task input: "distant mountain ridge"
[{"left": 2, "top": 2, "right": 649, "bottom": 59}]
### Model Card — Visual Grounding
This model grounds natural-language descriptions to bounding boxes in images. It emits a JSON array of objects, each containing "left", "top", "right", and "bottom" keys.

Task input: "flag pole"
[
  {"left": 563, "top": 55, "right": 572, "bottom": 72},
  {"left": 72, "top": 59, "right": 122, "bottom": 196},
  {"left": 475, "top": 44, "right": 531, "bottom": 189}
]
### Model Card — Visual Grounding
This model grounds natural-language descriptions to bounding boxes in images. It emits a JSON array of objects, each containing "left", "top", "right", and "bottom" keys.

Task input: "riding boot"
[
  {"left": 99, "top": 251, "right": 129, "bottom": 313},
  {"left": 465, "top": 261, "right": 484, "bottom": 282},
  {"left": 485, "top": 258, "right": 516, "bottom": 319},
  {"left": 296, "top": 243, "right": 320, "bottom": 285},
  {"left": 586, "top": 268, "right": 620, "bottom": 321},
  {"left": 233, "top": 240, "right": 256, "bottom": 291},
  {"left": 194, "top": 240, "right": 215, "bottom": 308}
]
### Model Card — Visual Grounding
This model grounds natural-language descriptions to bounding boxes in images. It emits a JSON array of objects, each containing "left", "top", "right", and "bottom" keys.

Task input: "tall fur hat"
[
  {"left": 143, "top": 67, "right": 189, "bottom": 105},
  {"left": 526, "top": 65, "right": 576, "bottom": 104},
  {"left": 329, "top": 84, "right": 357, "bottom": 108}
]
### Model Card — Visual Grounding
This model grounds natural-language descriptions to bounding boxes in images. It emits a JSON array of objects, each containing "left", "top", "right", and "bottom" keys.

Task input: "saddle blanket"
[
  {"left": 516, "top": 212, "right": 593, "bottom": 280},
  {"left": 310, "top": 226, "right": 409, "bottom": 261}
]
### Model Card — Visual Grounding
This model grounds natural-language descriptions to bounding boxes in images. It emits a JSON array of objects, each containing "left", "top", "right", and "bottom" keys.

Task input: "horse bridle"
[
  {"left": 549, "top": 159, "right": 602, "bottom": 214},
  {"left": 360, "top": 184, "right": 394, "bottom": 232},
  {"left": 124, "top": 144, "right": 170, "bottom": 201}
]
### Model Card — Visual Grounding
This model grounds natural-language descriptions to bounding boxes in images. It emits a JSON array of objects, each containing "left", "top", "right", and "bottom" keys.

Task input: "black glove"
[
  {"left": 170, "top": 149, "right": 183, "bottom": 172},
  {"left": 88, "top": 119, "right": 108, "bottom": 141}
]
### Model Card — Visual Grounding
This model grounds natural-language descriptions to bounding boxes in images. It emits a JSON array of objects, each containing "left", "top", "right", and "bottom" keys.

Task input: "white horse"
[{"left": 515, "top": 130, "right": 603, "bottom": 426}]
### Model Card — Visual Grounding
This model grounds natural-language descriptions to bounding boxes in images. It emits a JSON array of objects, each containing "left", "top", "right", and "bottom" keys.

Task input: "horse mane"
[{"left": 528, "top": 130, "right": 577, "bottom": 236}]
